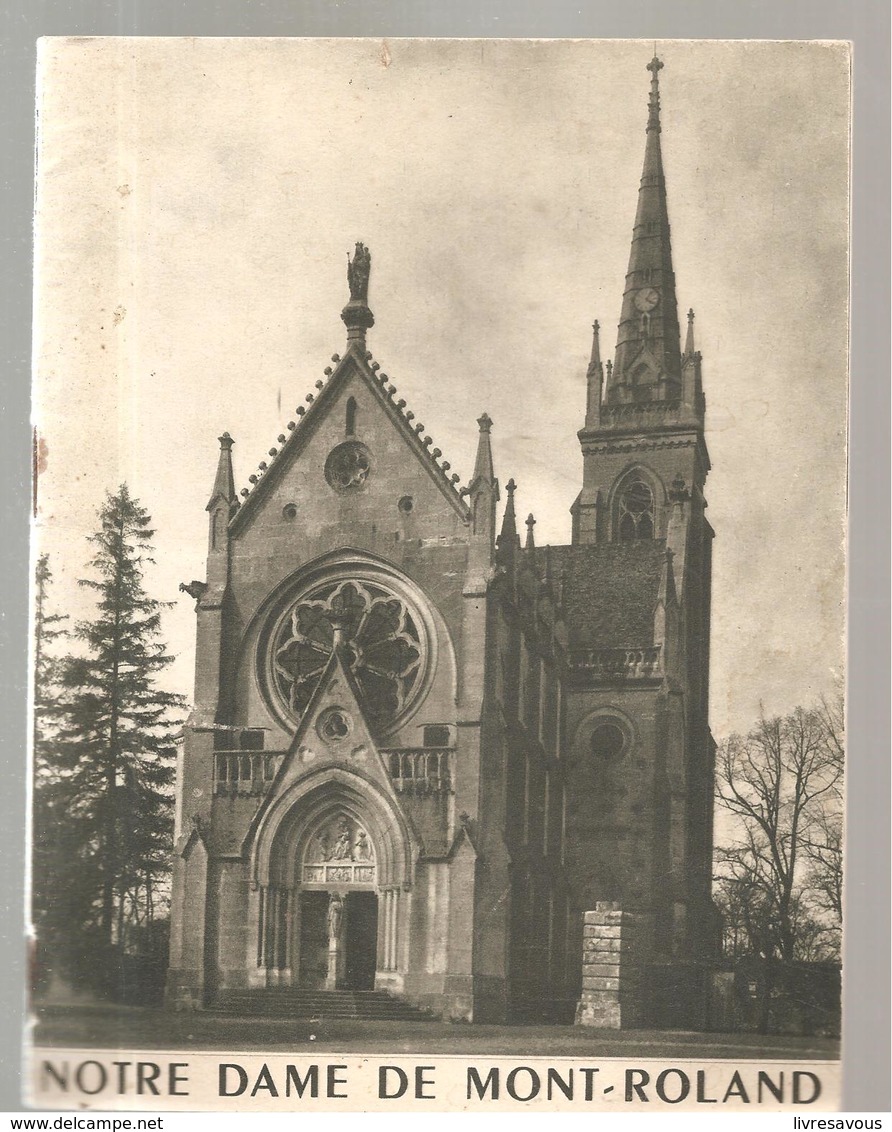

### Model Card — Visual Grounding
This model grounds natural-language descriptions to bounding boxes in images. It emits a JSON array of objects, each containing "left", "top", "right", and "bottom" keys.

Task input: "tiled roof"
[{"left": 540, "top": 541, "right": 667, "bottom": 649}]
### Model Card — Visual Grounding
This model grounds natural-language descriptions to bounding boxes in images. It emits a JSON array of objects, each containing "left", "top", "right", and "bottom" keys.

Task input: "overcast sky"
[{"left": 33, "top": 38, "right": 849, "bottom": 739}]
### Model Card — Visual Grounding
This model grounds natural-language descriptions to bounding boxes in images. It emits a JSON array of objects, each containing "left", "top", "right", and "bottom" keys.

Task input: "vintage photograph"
[{"left": 29, "top": 38, "right": 849, "bottom": 1110}]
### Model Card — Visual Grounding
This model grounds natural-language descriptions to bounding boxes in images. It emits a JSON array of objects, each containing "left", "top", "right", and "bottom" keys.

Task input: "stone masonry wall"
[{"left": 575, "top": 902, "right": 639, "bottom": 1028}]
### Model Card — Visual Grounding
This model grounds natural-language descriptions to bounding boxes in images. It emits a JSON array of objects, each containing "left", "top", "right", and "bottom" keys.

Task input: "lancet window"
[{"left": 616, "top": 478, "right": 655, "bottom": 541}]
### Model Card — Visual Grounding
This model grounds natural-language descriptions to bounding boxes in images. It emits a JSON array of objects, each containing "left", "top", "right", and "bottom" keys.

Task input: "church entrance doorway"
[
  {"left": 297, "top": 892, "right": 330, "bottom": 989},
  {"left": 295, "top": 889, "right": 379, "bottom": 990},
  {"left": 344, "top": 891, "right": 378, "bottom": 990},
  {"left": 293, "top": 812, "right": 382, "bottom": 991}
]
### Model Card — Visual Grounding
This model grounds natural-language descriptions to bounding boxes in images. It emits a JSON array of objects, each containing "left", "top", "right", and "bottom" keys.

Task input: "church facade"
[{"left": 166, "top": 57, "right": 718, "bottom": 1027}]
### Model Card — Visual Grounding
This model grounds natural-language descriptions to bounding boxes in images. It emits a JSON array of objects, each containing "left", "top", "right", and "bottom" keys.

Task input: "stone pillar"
[{"left": 575, "top": 902, "right": 639, "bottom": 1028}]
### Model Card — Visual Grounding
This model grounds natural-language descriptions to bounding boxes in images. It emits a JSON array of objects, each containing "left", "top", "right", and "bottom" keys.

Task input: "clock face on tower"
[{"left": 634, "top": 287, "right": 660, "bottom": 313}]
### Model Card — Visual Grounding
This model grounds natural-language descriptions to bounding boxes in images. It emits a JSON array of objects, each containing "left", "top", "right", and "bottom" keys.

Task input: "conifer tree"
[
  {"left": 31, "top": 553, "right": 72, "bottom": 987},
  {"left": 45, "top": 485, "right": 185, "bottom": 976},
  {"left": 32, "top": 552, "right": 68, "bottom": 774}
]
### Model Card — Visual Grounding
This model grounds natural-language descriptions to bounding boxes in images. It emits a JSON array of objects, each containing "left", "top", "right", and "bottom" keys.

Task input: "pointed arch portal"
[{"left": 248, "top": 768, "right": 414, "bottom": 991}]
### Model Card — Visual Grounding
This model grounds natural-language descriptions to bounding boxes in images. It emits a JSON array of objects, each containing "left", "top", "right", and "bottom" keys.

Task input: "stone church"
[{"left": 167, "top": 57, "right": 718, "bottom": 1027}]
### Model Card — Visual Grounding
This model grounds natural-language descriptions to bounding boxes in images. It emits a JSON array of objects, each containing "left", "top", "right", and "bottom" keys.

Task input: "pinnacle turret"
[
  {"left": 684, "top": 308, "right": 696, "bottom": 357},
  {"left": 470, "top": 413, "right": 495, "bottom": 488},
  {"left": 585, "top": 320, "right": 604, "bottom": 428},
  {"left": 496, "top": 477, "right": 519, "bottom": 566},
  {"left": 524, "top": 513, "right": 537, "bottom": 553},
  {"left": 206, "top": 432, "right": 236, "bottom": 511}
]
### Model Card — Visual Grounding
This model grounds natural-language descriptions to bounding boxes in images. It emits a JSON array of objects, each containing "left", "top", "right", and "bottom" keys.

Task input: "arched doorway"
[
  {"left": 248, "top": 768, "right": 414, "bottom": 993},
  {"left": 297, "top": 812, "right": 378, "bottom": 990}
]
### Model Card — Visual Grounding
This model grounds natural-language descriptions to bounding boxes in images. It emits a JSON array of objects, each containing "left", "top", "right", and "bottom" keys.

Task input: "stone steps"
[{"left": 208, "top": 988, "right": 434, "bottom": 1021}]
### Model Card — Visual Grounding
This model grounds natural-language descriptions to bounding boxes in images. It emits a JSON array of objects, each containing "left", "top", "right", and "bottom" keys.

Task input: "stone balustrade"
[
  {"left": 568, "top": 645, "right": 662, "bottom": 679},
  {"left": 384, "top": 748, "right": 454, "bottom": 794},
  {"left": 214, "top": 751, "right": 284, "bottom": 794},
  {"left": 213, "top": 747, "right": 454, "bottom": 797}
]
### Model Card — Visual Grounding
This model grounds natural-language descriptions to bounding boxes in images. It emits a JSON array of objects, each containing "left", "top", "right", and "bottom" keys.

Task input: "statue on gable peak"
[{"left": 347, "top": 242, "right": 371, "bottom": 302}]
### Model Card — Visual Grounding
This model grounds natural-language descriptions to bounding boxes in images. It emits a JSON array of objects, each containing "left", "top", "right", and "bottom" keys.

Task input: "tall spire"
[{"left": 608, "top": 56, "right": 682, "bottom": 400}]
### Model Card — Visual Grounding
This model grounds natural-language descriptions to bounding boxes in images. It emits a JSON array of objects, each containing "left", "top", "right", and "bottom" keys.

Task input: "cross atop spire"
[{"left": 646, "top": 56, "right": 663, "bottom": 133}]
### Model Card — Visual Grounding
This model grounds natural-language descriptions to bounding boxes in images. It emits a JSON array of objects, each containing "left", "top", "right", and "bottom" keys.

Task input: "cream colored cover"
[{"left": 30, "top": 38, "right": 848, "bottom": 1113}]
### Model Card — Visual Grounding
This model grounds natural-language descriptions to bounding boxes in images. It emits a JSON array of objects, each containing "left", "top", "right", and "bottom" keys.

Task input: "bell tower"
[
  {"left": 563, "top": 57, "right": 717, "bottom": 1025},
  {"left": 572, "top": 56, "right": 708, "bottom": 550}
]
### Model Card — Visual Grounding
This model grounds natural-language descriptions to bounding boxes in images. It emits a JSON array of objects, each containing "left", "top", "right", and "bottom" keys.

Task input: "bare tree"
[
  {"left": 714, "top": 701, "right": 845, "bottom": 1030},
  {"left": 716, "top": 704, "right": 844, "bottom": 948},
  {"left": 801, "top": 692, "right": 844, "bottom": 955}
]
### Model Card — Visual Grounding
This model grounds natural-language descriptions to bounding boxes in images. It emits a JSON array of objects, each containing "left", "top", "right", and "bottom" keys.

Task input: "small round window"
[
  {"left": 317, "top": 707, "right": 352, "bottom": 743},
  {"left": 590, "top": 721, "right": 626, "bottom": 760},
  {"left": 325, "top": 441, "right": 372, "bottom": 492}
]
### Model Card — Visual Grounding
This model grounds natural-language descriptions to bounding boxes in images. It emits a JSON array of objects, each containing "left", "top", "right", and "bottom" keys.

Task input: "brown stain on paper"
[{"left": 33, "top": 430, "right": 49, "bottom": 517}]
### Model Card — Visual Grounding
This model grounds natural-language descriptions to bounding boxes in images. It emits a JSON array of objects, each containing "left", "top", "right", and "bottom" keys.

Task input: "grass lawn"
[{"left": 31, "top": 1005, "right": 840, "bottom": 1061}]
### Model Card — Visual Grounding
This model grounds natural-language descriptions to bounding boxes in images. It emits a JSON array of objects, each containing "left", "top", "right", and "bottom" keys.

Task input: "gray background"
[{"left": 1, "top": 0, "right": 888, "bottom": 1114}]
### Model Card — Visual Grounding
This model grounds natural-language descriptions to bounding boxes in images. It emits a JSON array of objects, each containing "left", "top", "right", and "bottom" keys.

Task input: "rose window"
[
  {"left": 325, "top": 442, "right": 372, "bottom": 492},
  {"left": 269, "top": 578, "right": 425, "bottom": 734}
]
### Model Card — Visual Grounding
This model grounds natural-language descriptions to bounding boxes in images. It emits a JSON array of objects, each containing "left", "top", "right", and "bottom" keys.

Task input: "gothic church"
[{"left": 167, "top": 57, "right": 718, "bottom": 1027}]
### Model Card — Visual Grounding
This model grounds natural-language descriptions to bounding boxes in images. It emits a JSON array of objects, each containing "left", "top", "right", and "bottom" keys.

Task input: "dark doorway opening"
[
  {"left": 344, "top": 891, "right": 378, "bottom": 990},
  {"left": 297, "top": 891, "right": 329, "bottom": 989}
]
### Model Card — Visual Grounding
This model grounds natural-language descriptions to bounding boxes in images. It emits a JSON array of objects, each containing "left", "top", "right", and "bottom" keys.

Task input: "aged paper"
[{"left": 29, "top": 38, "right": 849, "bottom": 1112}]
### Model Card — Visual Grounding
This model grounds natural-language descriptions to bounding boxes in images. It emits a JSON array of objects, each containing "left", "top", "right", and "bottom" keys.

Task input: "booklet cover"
[{"left": 29, "top": 37, "right": 848, "bottom": 1112}]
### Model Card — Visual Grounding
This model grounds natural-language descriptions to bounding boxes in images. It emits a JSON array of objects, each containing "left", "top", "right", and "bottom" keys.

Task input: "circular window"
[
  {"left": 398, "top": 496, "right": 414, "bottom": 514},
  {"left": 590, "top": 721, "right": 626, "bottom": 760},
  {"left": 282, "top": 503, "right": 298, "bottom": 521},
  {"left": 317, "top": 707, "right": 352, "bottom": 743},
  {"left": 325, "top": 441, "right": 372, "bottom": 492},
  {"left": 266, "top": 576, "right": 428, "bottom": 736}
]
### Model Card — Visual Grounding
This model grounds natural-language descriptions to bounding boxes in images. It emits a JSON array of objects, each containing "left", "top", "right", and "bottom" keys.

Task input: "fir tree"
[
  {"left": 46, "top": 485, "right": 185, "bottom": 977},
  {"left": 32, "top": 552, "right": 69, "bottom": 775},
  {"left": 31, "top": 553, "right": 71, "bottom": 990}
]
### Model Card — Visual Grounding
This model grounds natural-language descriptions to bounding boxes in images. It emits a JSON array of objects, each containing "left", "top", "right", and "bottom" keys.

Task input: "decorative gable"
[
  {"left": 229, "top": 343, "right": 471, "bottom": 538},
  {"left": 257, "top": 648, "right": 403, "bottom": 820}
]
